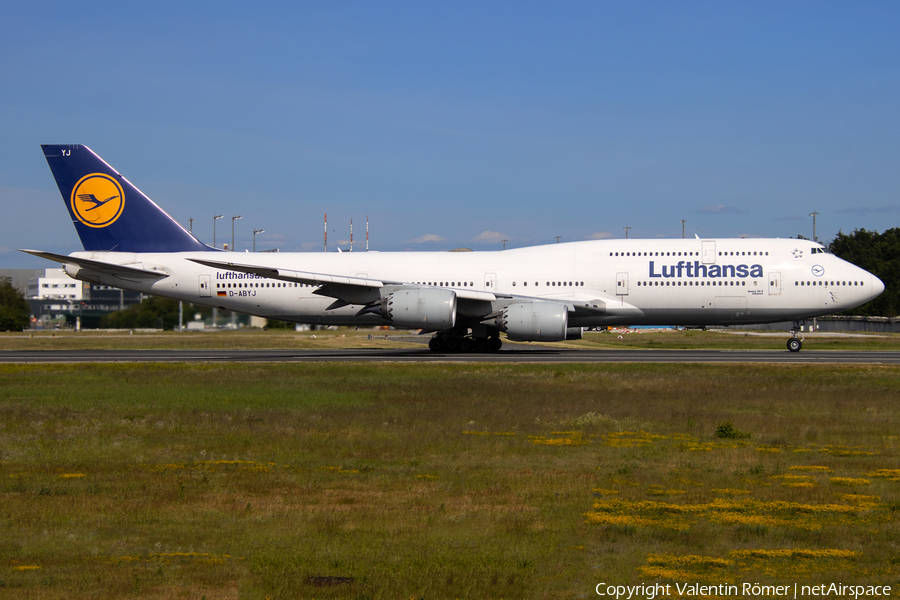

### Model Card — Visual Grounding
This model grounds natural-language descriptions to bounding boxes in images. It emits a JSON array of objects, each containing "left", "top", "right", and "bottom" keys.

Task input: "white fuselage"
[{"left": 65, "top": 238, "right": 883, "bottom": 328}]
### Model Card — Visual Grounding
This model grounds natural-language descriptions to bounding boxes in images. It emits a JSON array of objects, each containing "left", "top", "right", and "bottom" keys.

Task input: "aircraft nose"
[{"left": 871, "top": 273, "right": 885, "bottom": 298}]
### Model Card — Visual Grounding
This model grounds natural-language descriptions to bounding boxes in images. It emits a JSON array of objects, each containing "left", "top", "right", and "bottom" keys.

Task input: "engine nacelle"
[
  {"left": 381, "top": 288, "right": 457, "bottom": 329},
  {"left": 497, "top": 302, "right": 568, "bottom": 342}
]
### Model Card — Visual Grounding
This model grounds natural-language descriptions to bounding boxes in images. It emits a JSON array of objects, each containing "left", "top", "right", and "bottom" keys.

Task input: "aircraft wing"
[
  {"left": 188, "top": 257, "right": 388, "bottom": 288},
  {"left": 187, "top": 257, "right": 640, "bottom": 320},
  {"left": 187, "top": 257, "right": 500, "bottom": 305},
  {"left": 568, "top": 296, "right": 643, "bottom": 318},
  {"left": 514, "top": 292, "right": 644, "bottom": 318},
  {"left": 19, "top": 249, "right": 170, "bottom": 279}
]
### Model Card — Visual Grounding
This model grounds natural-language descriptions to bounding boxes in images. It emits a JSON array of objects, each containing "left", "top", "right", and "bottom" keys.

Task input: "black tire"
[
  {"left": 459, "top": 338, "right": 472, "bottom": 352},
  {"left": 488, "top": 337, "right": 503, "bottom": 352},
  {"left": 429, "top": 337, "right": 445, "bottom": 352},
  {"left": 445, "top": 337, "right": 459, "bottom": 352},
  {"left": 787, "top": 338, "right": 802, "bottom": 352},
  {"left": 474, "top": 338, "right": 489, "bottom": 353}
]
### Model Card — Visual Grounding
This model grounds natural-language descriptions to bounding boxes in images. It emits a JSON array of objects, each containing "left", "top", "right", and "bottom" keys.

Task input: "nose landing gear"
[{"left": 787, "top": 320, "right": 805, "bottom": 352}]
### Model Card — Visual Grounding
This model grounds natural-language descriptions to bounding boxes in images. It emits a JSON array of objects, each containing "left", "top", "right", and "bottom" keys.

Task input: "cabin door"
[
  {"left": 768, "top": 272, "right": 782, "bottom": 296},
  {"left": 198, "top": 274, "right": 211, "bottom": 298},
  {"left": 702, "top": 241, "right": 716, "bottom": 264},
  {"left": 616, "top": 272, "right": 629, "bottom": 296}
]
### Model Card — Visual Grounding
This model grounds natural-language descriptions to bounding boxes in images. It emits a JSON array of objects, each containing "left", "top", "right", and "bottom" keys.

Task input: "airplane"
[{"left": 22, "top": 144, "right": 885, "bottom": 353}]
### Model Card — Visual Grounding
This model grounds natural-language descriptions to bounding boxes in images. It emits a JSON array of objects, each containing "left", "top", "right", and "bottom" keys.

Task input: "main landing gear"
[
  {"left": 428, "top": 335, "right": 502, "bottom": 353},
  {"left": 787, "top": 319, "right": 805, "bottom": 352}
]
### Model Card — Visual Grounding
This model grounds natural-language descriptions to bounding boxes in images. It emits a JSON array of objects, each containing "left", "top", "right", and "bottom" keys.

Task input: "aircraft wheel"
[
  {"left": 474, "top": 338, "right": 489, "bottom": 353},
  {"left": 787, "top": 337, "right": 802, "bottom": 353},
  {"left": 444, "top": 337, "right": 459, "bottom": 352},
  {"left": 488, "top": 337, "right": 503, "bottom": 352},
  {"left": 429, "top": 337, "right": 445, "bottom": 352},
  {"left": 459, "top": 338, "right": 473, "bottom": 352}
]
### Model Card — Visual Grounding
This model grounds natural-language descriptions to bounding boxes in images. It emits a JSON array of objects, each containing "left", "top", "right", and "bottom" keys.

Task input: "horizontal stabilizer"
[{"left": 19, "top": 249, "right": 170, "bottom": 279}]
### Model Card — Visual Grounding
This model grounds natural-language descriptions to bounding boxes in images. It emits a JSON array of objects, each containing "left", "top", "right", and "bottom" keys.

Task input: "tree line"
[{"left": 828, "top": 227, "right": 899, "bottom": 317}]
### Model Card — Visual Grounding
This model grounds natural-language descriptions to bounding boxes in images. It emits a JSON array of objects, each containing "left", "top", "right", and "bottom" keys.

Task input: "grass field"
[{"left": 2, "top": 361, "right": 899, "bottom": 599}]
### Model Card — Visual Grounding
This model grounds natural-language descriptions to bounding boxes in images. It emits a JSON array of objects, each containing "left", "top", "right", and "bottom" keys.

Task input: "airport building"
[
  {"left": 24, "top": 268, "right": 142, "bottom": 329},
  {"left": 27, "top": 268, "right": 85, "bottom": 301},
  {"left": 0, "top": 269, "right": 37, "bottom": 296}
]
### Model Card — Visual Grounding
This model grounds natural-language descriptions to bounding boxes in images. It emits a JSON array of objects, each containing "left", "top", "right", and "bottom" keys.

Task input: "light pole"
[
  {"left": 213, "top": 215, "right": 223, "bottom": 248},
  {"left": 623, "top": 226, "right": 631, "bottom": 239},
  {"left": 809, "top": 211, "right": 819, "bottom": 243},
  {"left": 554, "top": 236, "right": 561, "bottom": 244},
  {"left": 212, "top": 214, "right": 223, "bottom": 330},
  {"left": 188, "top": 217, "right": 194, "bottom": 233},
  {"left": 501, "top": 239, "right": 507, "bottom": 250},
  {"left": 231, "top": 215, "right": 242, "bottom": 251},
  {"left": 253, "top": 229, "right": 264, "bottom": 252},
  {"left": 680, "top": 219, "right": 686, "bottom": 239}
]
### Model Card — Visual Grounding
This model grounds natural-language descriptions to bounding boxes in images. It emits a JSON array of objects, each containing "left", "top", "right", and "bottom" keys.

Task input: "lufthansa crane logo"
[{"left": 70, "top": 173, "right": 125, "bottom": 228}]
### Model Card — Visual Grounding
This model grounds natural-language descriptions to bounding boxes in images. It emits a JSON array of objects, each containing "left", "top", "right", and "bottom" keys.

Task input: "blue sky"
[{"left": 2, "top": 2, "right": 899, "bottom": 268}]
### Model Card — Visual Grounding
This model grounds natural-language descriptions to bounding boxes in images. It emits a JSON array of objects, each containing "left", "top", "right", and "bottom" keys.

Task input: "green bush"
[
  {"left": 0, "top": 277, "right": 30, "bottom": 331},
  {"left": 716, "top": 421, "right": 751, "bottom": 439}
]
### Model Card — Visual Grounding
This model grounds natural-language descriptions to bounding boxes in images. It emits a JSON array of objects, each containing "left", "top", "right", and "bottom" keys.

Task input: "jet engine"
[
  {"left": 379, "top": 288, "right": 457, "bottom": 329},
  {"left": 488, "top": 302, "right": 569, "bottom": 342}
]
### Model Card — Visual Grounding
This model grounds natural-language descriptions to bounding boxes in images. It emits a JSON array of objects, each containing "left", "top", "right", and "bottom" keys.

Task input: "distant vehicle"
[{"left": 24, "top": 144, "right": 884, "bottom": 352}]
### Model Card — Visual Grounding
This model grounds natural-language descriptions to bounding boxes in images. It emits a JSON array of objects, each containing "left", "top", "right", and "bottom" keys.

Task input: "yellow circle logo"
[{"left": 70, "top": 173, "right": 125, "bottom": 228}]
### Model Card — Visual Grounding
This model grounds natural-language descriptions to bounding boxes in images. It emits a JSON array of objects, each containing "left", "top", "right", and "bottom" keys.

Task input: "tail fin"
[{"left": 42, "top": 144, "right": 214, "bottom": 253}]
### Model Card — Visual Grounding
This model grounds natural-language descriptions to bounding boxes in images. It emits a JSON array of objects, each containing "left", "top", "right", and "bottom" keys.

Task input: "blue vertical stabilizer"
[{"left": 42, "top": 144, "right": 214, "bottom": 253}]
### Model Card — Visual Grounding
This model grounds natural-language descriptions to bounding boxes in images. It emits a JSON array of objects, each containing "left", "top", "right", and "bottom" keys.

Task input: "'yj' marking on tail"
[{"left": 42, "top": 144, "right": 213, "bottom": 253}]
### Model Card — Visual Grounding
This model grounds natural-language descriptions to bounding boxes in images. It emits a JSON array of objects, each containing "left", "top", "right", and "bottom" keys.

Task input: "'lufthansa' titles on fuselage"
[
  {"left": 216, "top": 272, "right": 264, "bottom": 280},
  {"left": 648, "top": 260, "right": 764, "bottom": 279}
]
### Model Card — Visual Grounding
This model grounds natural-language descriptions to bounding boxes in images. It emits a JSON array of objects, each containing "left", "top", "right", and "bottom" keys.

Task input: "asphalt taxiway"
[{"left": 1, "top": 348, "right": 899, "bottom": 364}]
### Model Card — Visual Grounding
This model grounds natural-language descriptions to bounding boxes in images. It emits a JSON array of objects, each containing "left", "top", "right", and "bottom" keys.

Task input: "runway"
[{"left": 2, "top": 348, "right": 900, "bottom": 364}]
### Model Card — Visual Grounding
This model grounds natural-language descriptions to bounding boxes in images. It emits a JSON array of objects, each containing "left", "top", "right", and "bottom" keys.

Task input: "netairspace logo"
[{"left": 595, "top": 582, "right": 892, "bottom": 599}]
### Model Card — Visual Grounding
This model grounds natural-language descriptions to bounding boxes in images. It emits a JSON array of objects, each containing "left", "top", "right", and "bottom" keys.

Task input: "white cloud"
[
  {"left": 698, "top": 204, "right": 748, "bottom": 214},
  {"left": 470, "top": 231, "right": 507, "bottom": 244},
  {"left": 838, "top": 204, "right": 900, "bottom": 215},
  {"left": 409, "top": 233, "right": 447, "bottom": 244},
  {"left": 586, "top": 232, "right": 615, "bottom": 240}
]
